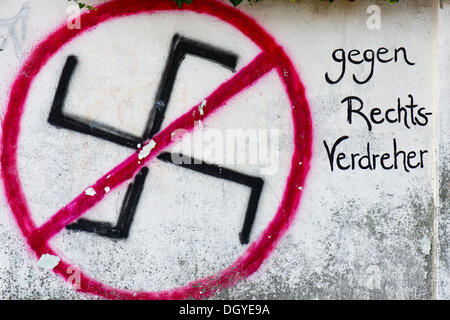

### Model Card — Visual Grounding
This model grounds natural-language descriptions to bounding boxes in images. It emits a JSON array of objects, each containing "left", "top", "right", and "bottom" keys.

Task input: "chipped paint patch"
[
  {"left": 199, "top": 99, "right": 207, "bottom": 116},
  {"left": 37, "top": 254, "right": 60, "bottom": 270},
  {"left": 138, "top": 140, "right": 156, "bottom": 160},
  {"left": 85, "top": 187, "right": 96, "bottom": 196}
]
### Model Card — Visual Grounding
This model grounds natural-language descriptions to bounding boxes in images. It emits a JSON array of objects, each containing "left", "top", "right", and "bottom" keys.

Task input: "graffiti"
[
  {"left": 323, "top": 44, "right": 430, "bottom": 174},
  {"left": 1, "top": 0, "right": 312, "bottom": 300},
  {"left": 48, "top": 35, "right": 237, "bottom": 148},
  {"left": 66, "top": 167, "right": 150, "bottom": 238},
  {"left": 49, "top": 34, "right": 263, "bottom": 245},
  {"left": 0, "top": 3, "right": 30, "bottom": 57},
  {"left": 323, "top": 136, "right": 429, "bottom": 172},
  {"left": 325, "top": 47, "right": 415, "bottom": 85}
]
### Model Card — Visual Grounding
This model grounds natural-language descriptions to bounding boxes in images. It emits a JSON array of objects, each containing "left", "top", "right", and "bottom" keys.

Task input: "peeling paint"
[
  {"left": 138, "top": 140, "right": 156, "bottom": 160},
  {"left": 199, "top": 99, "right": 207, "bottom": 116},
  {"left": 37, "top": 254, "right": 60, "bottom": 270},
  {"left": 85, "top": 187, "right": 96, "bottom": 196}
]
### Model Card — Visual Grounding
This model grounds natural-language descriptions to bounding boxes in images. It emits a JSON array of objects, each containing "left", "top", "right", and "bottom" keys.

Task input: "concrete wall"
[
  {"left": 0, "top": 0, "right": 447, "bottom": 299},
  {"left": 438, "top": 0, "right": 450, "bottom": 300}
]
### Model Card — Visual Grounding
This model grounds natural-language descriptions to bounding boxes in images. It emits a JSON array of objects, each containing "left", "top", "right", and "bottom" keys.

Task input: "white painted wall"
[{"left": 0, "top": 0, "right": 446, "bottom": 299}]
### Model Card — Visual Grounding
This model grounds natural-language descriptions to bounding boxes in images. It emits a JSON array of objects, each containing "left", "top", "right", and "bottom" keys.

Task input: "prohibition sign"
[{"left": 1, "top": 0, "right": 313, "bottom": 299}]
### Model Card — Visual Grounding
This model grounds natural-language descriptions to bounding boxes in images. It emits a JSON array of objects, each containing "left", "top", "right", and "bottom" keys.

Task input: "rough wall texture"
[
  {"left": 438, "top": 0, "right": 450, "bottom": 300},
  {"left": 0, "top": 0, "right": 447, "bottom": 299}
]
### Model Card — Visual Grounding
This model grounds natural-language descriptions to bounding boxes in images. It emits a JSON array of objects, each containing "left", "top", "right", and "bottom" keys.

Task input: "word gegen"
[{"left": 325, "top": 46, "right": 415, "bottom": 85}]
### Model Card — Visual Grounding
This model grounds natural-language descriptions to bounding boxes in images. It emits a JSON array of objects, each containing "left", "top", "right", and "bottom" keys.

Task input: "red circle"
[{"left": 1, "top": 0, "right": 312, "bottom": 299}]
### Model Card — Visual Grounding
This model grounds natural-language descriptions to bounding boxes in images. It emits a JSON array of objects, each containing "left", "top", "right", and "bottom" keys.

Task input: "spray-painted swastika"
[{"left": 49, "top": 34, "right": 264, "bottom": 245}]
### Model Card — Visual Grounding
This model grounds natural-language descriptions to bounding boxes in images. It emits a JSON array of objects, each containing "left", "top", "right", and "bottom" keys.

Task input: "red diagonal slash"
[{"left": 29, "top": 49, "right": 280, "bottom": 248}]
